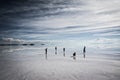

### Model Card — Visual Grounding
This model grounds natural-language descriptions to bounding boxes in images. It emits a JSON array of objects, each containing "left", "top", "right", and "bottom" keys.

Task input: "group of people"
[
  {"left": 45, "top": 46, "right": 86, "bottom": 60},
  {"left": 55, "top": 47, "right": 65, "bottom": 56},
  {"left": 72, "top": 46, "right": 86, "bottom": 60}
]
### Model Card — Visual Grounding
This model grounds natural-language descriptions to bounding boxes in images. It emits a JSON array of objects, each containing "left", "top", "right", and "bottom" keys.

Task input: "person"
[
  {"left": 55, "top": 46, "right": 57, "bottom": 55},
  {"left": 63, "top": 48, "right": 65, "bottom": 57},
  {"left": 73, "top": 52, "right": 76, "bottom": 60},
  {"left": 45, "top": 48, "right": 47, "bottom": 59},
  {"left": 83, "top": 46, "right": 86, "bottom": 58}
]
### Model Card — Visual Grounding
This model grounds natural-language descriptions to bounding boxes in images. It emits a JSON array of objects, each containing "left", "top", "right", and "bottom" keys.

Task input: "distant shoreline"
[{"left": 0, "top": 43, "right": 35, "bottom": 46}]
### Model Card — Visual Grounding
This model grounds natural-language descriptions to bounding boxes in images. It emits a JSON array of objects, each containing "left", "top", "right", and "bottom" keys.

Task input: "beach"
[{"left": 0, "top": 47, "right": 120, "bottom": 80}]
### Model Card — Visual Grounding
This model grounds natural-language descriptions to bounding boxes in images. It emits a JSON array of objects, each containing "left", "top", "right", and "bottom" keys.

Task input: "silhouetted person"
[
  {"left": 55, "top": 46, "right": 57, "bottom": 55},
  {"left": 63, "top": 48, "right": 65, "bottom": 57},
  {"left": 45, "top": 48, "right": 47, "bottom": 59},
  {"left": 73, "top": 52, "right": 76, "bottom": 60},
  {"left": 83, "top": 46, "right": 86, "bottom": 58}
]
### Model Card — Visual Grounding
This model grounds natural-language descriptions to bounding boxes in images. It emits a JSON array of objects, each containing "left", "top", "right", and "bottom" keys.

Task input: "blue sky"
[{"left": 0, "top": 0, "right": 120, "bottom": 51}]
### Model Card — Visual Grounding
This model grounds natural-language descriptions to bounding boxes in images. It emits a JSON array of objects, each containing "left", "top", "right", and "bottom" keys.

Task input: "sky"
[{"left": 0, "top": 0, "right": 120, "bottom": 51}]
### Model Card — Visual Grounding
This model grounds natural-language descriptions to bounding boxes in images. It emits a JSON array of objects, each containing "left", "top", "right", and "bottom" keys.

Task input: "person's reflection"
[
  {"left": 45, "top": 48, "right": 48, "bottom": 60},
  {"left": 83, "top": 46, "right": 86, "bottom": 58}
]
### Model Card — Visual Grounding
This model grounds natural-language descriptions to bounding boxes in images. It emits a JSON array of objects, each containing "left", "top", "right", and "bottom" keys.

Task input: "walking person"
[
  {"left": 73, "top": 52, "right": 76, "bottom": 60},
  {"left": 45, "top": 48, "right": 48, "bottom": 59},
  {"left": 55, "top": 46, "right": 57, "bottom": 55},
  {"left": 83, "top": 46, "right": 86, "bottom": 58},
  {"left": 63, "top": 48, "right": 65, "bottom": 57}
]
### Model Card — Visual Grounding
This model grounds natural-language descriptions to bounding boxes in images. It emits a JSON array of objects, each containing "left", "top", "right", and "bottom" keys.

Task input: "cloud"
[
  {"left": 0, "top": 38, "right": 25, "bottom": 44},
  {"left": 87, "top": 37, "right": 120, "bottom": 50},
  {"left": 94, "top": 31, "right": 120, "bottom": 37},
  {"left": 0, "top": 0, "right": 120, "bottom": 41},
  {"left": 2, "top": 38, "right": 24, "bottom": 42}
]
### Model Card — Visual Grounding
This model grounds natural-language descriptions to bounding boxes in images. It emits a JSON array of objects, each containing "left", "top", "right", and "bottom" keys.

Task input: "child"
[{"left": 73, "top": 52, "right": 76, "bottom": 60}]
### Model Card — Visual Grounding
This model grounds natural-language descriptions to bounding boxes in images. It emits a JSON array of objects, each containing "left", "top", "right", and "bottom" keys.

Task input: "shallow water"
[{"left": 0, "top": 46, "right": 120, "bottom": 80}]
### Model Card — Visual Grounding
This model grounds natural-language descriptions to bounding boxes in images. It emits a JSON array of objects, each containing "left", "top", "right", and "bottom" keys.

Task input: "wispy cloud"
[
  {"left": 94, "top": 31, "right": 120, "bottom": 37},
  {"left": 87, "top": 37, "right": 120, "bottom": 50},
  {"left": 0, "top": 38, "right": 25, "bottom": 44},
  {"left": 0, "top": 0, "right": 120, "bottom": 41}
]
